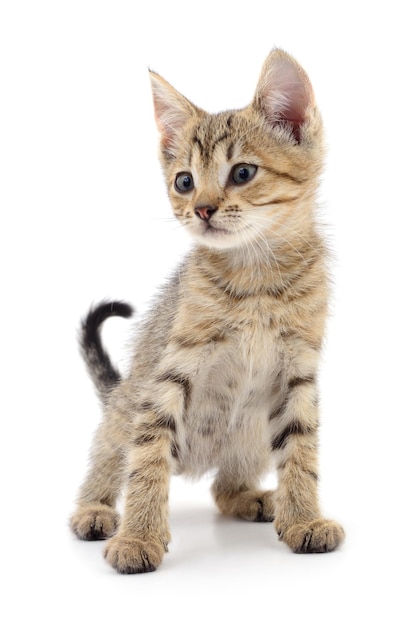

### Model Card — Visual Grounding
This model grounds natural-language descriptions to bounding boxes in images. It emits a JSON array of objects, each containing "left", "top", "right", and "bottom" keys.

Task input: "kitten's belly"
[{"left": 178, "top": 326, "right": 279, "bottom": 476}]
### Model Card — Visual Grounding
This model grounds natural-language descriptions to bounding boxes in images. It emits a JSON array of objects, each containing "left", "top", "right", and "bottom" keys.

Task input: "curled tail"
[{"left": 80, "top": 300, "right": 133, "bottom": 400}]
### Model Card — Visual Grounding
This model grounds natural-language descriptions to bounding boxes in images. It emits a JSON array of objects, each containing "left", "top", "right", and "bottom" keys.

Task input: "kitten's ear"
[
  {"left": 253, "top": 49, "right": 315, "bottom": 140},
  {"left": 149, "top": 70, "right": 199, "bottom": 154}
]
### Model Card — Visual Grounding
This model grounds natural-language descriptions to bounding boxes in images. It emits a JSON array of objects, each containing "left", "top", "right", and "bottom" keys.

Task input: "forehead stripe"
[{"left": 192, "top": 127, "right": 232, "bottom": 166}]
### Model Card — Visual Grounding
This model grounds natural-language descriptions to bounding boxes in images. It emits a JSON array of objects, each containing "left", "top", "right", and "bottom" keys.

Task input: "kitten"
[{"left": 70, "top": 48, "right": 344, "bottom": 573}]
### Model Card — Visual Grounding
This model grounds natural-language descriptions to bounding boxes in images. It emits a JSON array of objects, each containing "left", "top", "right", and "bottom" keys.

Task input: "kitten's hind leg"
[
  {"left": 212, "top": 474, "right": 275, "bottom": 522},
  {"left": 70, "top": 503, "right": 120, "bottom": 541},
  {"left": 70, "top": 409, "right": 126, "bottom": 541}
]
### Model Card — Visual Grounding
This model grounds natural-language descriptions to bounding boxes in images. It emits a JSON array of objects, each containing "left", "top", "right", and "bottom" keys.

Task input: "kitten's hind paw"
[
  {"left": 70, "top": 504, "right": 120, "bottom": 541},
  {"left": 213, "top": 487, "right": 275, "bottom": 522},
  {"left": 278, "top": 518, "right": 345, "bottom": 553},
  {"left": 103, "top": 535, "right": 166, "bottom": 574}
]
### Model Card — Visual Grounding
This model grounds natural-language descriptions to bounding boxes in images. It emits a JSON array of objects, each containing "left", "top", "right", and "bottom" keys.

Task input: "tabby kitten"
[{"left": 70, "top": 48, "right": 344, "bottom": 573}]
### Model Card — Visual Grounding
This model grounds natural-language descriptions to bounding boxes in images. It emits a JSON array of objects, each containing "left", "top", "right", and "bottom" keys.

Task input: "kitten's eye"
[
  {"left": 175, "top": 172, "right": 194, "bottom": 193},
  {"left": 231, "top": 164, "right": 257, "bottom": 185}
]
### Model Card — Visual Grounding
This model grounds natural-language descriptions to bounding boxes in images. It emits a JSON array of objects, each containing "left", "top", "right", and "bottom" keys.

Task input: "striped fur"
[
  {"left": 70, "top": 49, "right": 344, "bottom": 573},
  {"left": 79, "top": 300, "right": 133, "bottom": 401}
]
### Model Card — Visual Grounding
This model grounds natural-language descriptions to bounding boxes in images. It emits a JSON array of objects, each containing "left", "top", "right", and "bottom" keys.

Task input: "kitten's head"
[{"left": 150, "top": 49, "right": 323, "bottom": 251}]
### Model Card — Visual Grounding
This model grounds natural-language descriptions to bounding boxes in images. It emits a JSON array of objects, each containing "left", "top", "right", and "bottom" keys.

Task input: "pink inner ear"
[
  {"left": 278, "top": 74, "right": 310, "bottom": 124},
  {"left": 149, "top": 72, "right": 196, "bottom": 152},
  {"left": 257, "top": 53, "right": 313, "bottom": 136}
]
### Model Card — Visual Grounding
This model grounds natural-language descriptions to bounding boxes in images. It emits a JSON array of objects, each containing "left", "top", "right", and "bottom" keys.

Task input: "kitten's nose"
[{"left": 194, "top": 205, "right": 218, "bottom": 221}]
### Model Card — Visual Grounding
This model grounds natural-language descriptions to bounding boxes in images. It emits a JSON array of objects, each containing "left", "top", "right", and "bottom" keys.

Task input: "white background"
[{"left": 1, "top": 1, "right": 407, "bottom": 624}]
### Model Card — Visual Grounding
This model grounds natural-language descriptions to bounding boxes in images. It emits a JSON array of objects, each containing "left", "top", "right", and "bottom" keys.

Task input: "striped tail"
[{"left": 80, "top": 300, "right": 133, "bottom": 400}]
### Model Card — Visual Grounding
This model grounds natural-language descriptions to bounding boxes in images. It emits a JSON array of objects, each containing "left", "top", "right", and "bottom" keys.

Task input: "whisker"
[
  {"left": 235, "top": 220, "right": 284, "bottom": 286},
  {"left": 273, "top": 221, "right": 319, "bottom": 254},
  {"left": 246, "top": 214, "right": 310, "bottom": 264}
]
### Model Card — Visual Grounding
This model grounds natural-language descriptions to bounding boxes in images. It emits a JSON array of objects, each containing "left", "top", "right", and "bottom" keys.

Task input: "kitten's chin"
[{"left": 191, "top": 226, "right": 242, "bottom": 250}]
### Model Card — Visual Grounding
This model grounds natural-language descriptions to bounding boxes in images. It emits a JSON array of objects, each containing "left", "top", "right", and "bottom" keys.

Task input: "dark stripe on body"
[
  {"left": 171, "top": 442, "right": 180, "bottom": 460},
  {"left": 288, "top": 375, "right": 316, "bottom": 390},
  {"left": 277, "top": 462, "right": 319, "bottom": 481},
  {"left": 157, "top": 371, "right": 191, "bottom": 396},
  {"left": 155, "top": 413, "right": 177, "bottom": 432},
  {"left": 268, "top": 397, "right": 289, "bottom": 422},
  {"left": 271, "top": 420, "right": 317, "bottom": 450},
  {"left": 197, "top": 257, "right": 319, "bottom": 302},
  {"left": 280, "top": 329, "right": 322, "bottom": 351},
  {"left": 173, "top": 333, "right": 225, "bottom": 349},
  {"left": 138, "top": 401, "right": 155, "bottom": 412},
  {"left": 133, "top": 432, "right": 158, "bottom": 446},
  {"left": 133, "top": 414, "right": 177, "bottom": 446}
]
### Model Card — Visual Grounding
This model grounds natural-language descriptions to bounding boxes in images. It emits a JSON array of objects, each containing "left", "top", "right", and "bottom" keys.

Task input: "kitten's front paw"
[
  {"left": 277, "top": 518, "right": 345, "bottom": 553},
  {"left": 103, "top": 534, "right": 167, "bottom": 574},
  {"left": 70, "top": 504, "right": 120, "bottom": 540}
]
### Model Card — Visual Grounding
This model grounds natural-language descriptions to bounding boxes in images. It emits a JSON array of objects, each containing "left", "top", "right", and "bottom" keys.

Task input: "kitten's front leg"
[
  {"left": 103, "top": 410, "right": 174, "bottom": 574},
  {"left": 272, "top": 373, "right": 344, "bottom": 553}
]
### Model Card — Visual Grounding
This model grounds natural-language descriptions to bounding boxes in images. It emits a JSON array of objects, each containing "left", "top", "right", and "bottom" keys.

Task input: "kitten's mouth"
[
  {"left": 194, "top": 221, "right": 237, "bottom": 249},
  {"left": 203, "top": 223, "right": 229, "bottom": 236}
]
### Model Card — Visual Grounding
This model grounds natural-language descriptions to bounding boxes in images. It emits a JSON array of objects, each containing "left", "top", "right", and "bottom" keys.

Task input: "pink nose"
[{"left": 194, "top": 206, "right": 218, "bottom": 221}]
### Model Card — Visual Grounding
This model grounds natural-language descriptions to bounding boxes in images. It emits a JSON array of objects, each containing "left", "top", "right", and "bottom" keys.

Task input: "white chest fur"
[{"left": 179, "top": 317, "right": 281, "bottom": 476}]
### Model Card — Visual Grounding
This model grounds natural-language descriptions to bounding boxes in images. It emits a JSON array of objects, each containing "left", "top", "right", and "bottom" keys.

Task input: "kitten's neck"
[{"left": 194, "top": 223, "right": 324, "bottom": 298}]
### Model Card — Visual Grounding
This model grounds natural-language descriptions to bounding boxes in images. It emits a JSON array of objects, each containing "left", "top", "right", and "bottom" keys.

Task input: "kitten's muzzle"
[{"left": 194, "top": 205, "right": 218, "bottom": 221}]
